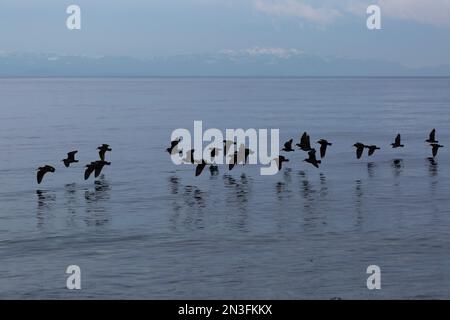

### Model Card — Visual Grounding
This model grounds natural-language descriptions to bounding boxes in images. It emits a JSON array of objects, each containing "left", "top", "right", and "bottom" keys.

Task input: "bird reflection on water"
[
  {"left": 36, "top": 190, "right": 56, "bottom": 228},
  {"left": 84, "top": 176, "right": 111, "bottom": 226}
]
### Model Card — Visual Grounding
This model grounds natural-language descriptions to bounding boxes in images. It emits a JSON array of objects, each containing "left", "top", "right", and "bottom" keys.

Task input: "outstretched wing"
[
  {"left": 305, "top": 134, "right": 312, "bottom": 149},
  {"left": 395, "top": 134, "right": 401, "bottom": 145},
  {"left": 429, "top": 129, "right": 436, "bottom": 141},
  {"left": 356, "top": 146, "right": 363, "bottom": 159},
  {"left": 195, "top": 162, "right": 206, "bottom": 176},
  {"left": 84, "top": 166, "right": 95, "bottom": 180},
  {"left": 432, "top": 145, "right": 438, "bottom": 157},
  {"left": 320, "top": 144, "right": 327, "bottom": 158},
  {"left": 284, "top": 139, "right": 292, "bottom": 149},
  {"left": 37, "top": 170, "right": 45, "bottom": 184}
]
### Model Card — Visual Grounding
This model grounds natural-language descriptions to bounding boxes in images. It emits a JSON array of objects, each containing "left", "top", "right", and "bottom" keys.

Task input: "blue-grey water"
[{"left": 1, "top": 77, "right": 450, "bottom": 299}]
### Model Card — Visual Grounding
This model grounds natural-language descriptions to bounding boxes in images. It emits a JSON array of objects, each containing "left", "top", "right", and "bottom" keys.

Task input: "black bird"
[
  {"left": 84, "top": 161, "right": 111, "bottom": 180},
  {"left": 94, "top": 160, "right": 111, "bottom": 178},
  {"left": 304, "top": 149, "right": 321, "bottom": 168},
  {"left": 317, "top": 139, "right": 332, "bottom": 158},
  {"left": 166, "top": 138, "right": 181, "bottom": 155},
  {"left": 426, "top": 129, "right": 438, "bottom": 143},
  {"left": 296, "top": 132, "right": 313, "bottom": 151},
  {"left": 62, "top": 150, "right": 79, "bottom": 167},
  {"left": 366, "top": 145, "right": 380, "bottom": 156},
  {"left": 223, "top": 140, "right": 236, "bottom": 155},
  {"left": 282, "top": 139, "right": 295, "bottom": 152},
  {"left": 84, "top": 162, "right": 96, "bottom": 180},
  {"left": 430, "top": 143, "right": 444, "bottom": 157},
  {"left": 229, "top": 151, "right": 238, "bottom": 171},
  {"left": 37, "top": 165, "right": 55, "bottom": 184},
  {"left": 98, "top": 144, "right": 112, "bottom": 160},
  {"left": 195, "top": 160, "right": 207, "bottom": 177},
  {"left": 353, "top": 143, "right": 365, "bottom": 159},
  {"left": 275, "top": 155, "right": 289, "bottom": 171},
  {"left": 391, "top": 134, "right": 404, "bottom": 148}
]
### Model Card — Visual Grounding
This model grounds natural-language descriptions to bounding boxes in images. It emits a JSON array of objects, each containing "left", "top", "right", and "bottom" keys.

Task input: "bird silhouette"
[
  {"left": 98, "top": 144, "right": 112, "bottom": 160},
  {"left": 366, "top": 145, "right": 380, "bottom": 156},
  {"left": 304, "top": 149, "right": 321, "bottom": 168},
  {"left": 391, "top": 134, "right": 404, "bottom": 148},
  {"left": 296, "top": 132, "right": 313, "bottom": 151},
  {"left": 37, "top": 165, "right": 55, "bottom": 184},
  {"left": 282, "top": 139, "right": 295, "bottom": 152},
  {"left": 84, "top": 161, "right": 111, "bottom": 180},
  {"left": 430, "top": 143, "right": 444, "bottom": 157},
  {"left": 353, "top": 143, "right": 365, "bottom": 159},
  {"left": 166, "top": 138, "right": 182, "bottom": 155},
  {"left": 62, "top": 151, "right": 79, "bottom": 167},
  {"left": 426, "top": 129, "right": 438, "bottom": 143},
  {"left": 223, "top": 140, "right": 237, "bottom": 155},
  {"left": 317, "top": 139, "right": 332, "bottom": 158},
  {"left": 275, "top": 155, "right": 289, "bottom": 171}
]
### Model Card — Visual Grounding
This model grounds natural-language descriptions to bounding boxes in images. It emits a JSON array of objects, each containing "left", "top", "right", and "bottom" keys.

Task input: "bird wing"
[
  {"left": 308, "top": 150, "right": 317, "bottom": 162},
  {"left": 37, "top": 170, "right": 45, "bottom": 184},
  {"left": 84, "top": 166, "right": 95, "bottom": 180},
  {"left": 356, "top": 146, "right": 363, "bottom": 159},
  {"left": 284, "top": 139, "right": 292, "bottom": 149},
  {"left": 320, "top": 144, "right": 327, "bottom": 158},
  {"left": 99, "top": 149, "right": 106, "bottom": 160},
  {"left": 395, "top": 134, "right": 401, "bottom": 145},
  {"left": 368, "top": 147, "right": 375, "bottom": 156},
  {"left": 300, "top": 132, "right": 307, "bottom": 145},
  {"left": 432, "top": 145, "right": 438, "bottom": 157},
  {"left": 305, "top": 135, "right": 312, "bottom": 149},
  {"left": 68, "top": 150, "right": 78, "bottom": 158},
  {"left": 195, "top": 162, "right": 206, "bottom": 176},
  {"left": 429, "top": 129, "right": 436, "bottom": 141},
  {"left": 94, "top": 164, "right": 104, "bottom": 178}
]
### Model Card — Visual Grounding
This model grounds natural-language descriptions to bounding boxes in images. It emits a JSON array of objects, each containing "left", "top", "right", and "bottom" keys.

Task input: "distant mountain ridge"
[{"left": 1, "top": 50, "right": 449, "bottom": 77}]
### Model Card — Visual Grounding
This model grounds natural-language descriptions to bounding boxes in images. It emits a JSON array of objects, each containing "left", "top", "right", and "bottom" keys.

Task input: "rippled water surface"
[{"left": 1, "top": 77, "right": 450, "bottom": 299}]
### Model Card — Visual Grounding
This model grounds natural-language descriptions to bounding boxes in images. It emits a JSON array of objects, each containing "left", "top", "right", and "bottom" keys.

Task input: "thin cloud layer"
[{"left": 253, "top": 0, "right": 450, "bottom": 27}]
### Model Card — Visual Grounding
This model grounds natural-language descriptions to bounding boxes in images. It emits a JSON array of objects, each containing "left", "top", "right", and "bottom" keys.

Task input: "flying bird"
[
  {"left": 426, "top": 129, "right": 438, "bottom": 143},
  {"left": 430, "top": 143, "right": 444, "bottom": 157},
  {"left": 365, "top": 145, "right": 380, "bottom": 156},
  {"left": 296, "top": 132, "right": 313, "bottom": 151},
  {"left": 391, "top": 134, "right": 404, "bottom": 148},
  {"left": 282, "top": 139, "right": 295, "bottom": 152},
  {"left": 98, "top": 144, "right": 112, "bottom": 160},
  {"left": 62, "top": 151, "right": 79, "bottom": 167},
  {"left": 353, "top": 143, "right": 365, "bottom": 159},
  {"left": 84, "top": 161, "right": 111, "bottom": 180},
  {"left": 304, "top": 149, "right": 321, "bottom": 168},
  {"left": 37, "top": 165, "right": 55, "bottom": 184},
  {"left": 275, "top": 155, "right": 289, "bottom": 171},
  {"left": 317, "top": 139, "right": 332, "bottom": 158}
]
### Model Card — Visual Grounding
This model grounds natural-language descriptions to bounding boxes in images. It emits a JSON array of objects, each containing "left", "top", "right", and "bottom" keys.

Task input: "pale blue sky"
[{"left": 1, "top": 0, "right": 450, "bottom": 67}]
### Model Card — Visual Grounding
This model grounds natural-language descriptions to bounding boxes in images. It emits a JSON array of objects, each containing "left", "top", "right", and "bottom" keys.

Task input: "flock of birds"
[
  {"left": 167, "top": 129, "right": 444, "bottom": 176},
  {"left": 36, "top": 144, "right": 112, "bottom": 184}
]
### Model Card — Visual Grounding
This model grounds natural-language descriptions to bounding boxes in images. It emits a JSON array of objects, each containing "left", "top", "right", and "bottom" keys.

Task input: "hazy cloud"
[{"left": 253, "top": 0, "right": 342, "bottom": 25}]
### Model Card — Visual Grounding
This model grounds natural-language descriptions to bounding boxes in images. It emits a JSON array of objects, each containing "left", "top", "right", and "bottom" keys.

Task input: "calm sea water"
[{"left": 1, "top": 77, "right": 450, "bottom": 299}]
